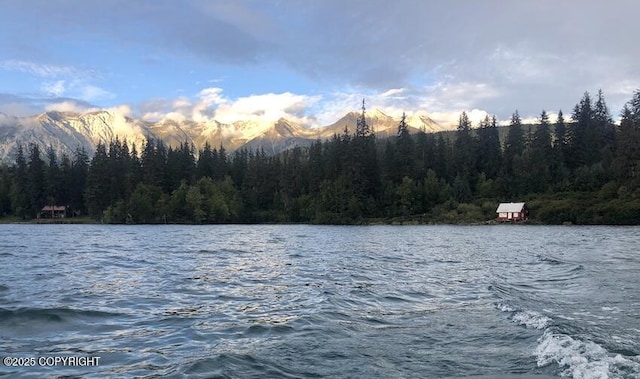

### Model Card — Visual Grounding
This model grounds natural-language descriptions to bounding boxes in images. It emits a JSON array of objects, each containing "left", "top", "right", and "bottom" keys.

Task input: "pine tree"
[
  {"left": 108, "top": 138, "right": 128, "bottom": 203},
  {"left": 414, "top": 127, "right": 434, "bottom": 180},
  {"left": 393, "top": 112, "right": 415, "bottom": 182},
  {"left": 141, "top": 138, "right": 168, "bottom": 190},
  {"left": 615, "top": 94, "right": 640, "bottom": 187},
  {"left": 554, "top": 110, "right": 567, "bottom": 156},
  {"left": 27, "top": 143, "right": 46, "bottom": 217},
  {"left": 355, "top": 99, "right": 373, "bottom": 138},
  {"left": 85, "top": 143, "right": 111, "bottom": 218},
  {"left": 433, "top": 134, "right": 450, "bottom": 180},
  {"left": 569, "top": 91, "right": 595, "bottom": 168},
  {"left": 477, "top": 115, "right": 501, "bottom": 179},
  {"left": 197, "top": 142, "right": 215, "bottom": 180},
  {"left": 58, "top": 153, "right": 72, "bottom": 208},
  {"left": 594, "top": 89, "right": 616, "bottom": 159},
  {"left": 453, "top": 111, "right": 477, "bottom": 182},
  {"left": 0, "top": 164, "right": 11, "bottom": 216},
  {"left": 44, "top": 146, "right": 62, "bottom": 205},
  {"left": 503, "top": 110, "right": 525, "bottom": 175},
  {"left": 11, "top": 144, "right": 30, "bottom": 218},
  {"left": 349, "top": 99, "right": 380, "bottom": 216},
  {"left": 527, "top": 110, "right": 553, "bottom": 192},
  {"left": 70, "top": 147, "right": 89, "bottom": 215}
]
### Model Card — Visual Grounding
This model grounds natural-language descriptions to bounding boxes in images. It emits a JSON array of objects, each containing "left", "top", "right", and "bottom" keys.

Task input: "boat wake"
[{"left": 497, "top": 302, "right": 640, "bottom": 379}]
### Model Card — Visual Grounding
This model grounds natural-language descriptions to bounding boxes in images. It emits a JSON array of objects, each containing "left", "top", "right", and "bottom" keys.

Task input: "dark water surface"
[{"left": 0, "top": 225, "right": 638, "bottom": 378}]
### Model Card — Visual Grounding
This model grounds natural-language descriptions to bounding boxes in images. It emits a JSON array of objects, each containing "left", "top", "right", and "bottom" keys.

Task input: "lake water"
[{"left": 0, "top": 225, "right": 639, "bottom": 378}]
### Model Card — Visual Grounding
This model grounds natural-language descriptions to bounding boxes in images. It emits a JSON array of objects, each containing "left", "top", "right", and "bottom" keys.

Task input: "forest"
[{"left": 1, "top": 89, "right": 639, "bottom": 225}]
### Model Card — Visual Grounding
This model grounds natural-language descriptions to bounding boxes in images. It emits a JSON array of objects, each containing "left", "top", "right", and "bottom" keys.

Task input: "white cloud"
[
  {"left": 0, "top": 102, "right": 40, "bottom": 117},
  {"left": 42, "top": 80, "right": 66, "bottom": 97},
  {"left": 44, "top": 100, "right": 98, "bottom": 114},
  {"left": 136, "top": 88, "right": 320, "bottom": 126},
  {"left": 0, "top": 60, "right": 88, "bottom": 78},
  {"left": 214, "top": 91, "right": 319, "bottom": 125},
  {"left": 1, "top": 59, "right": 113, "bottom": 105},
  {"left": 107, "top": 104, "right": 133, "bottom": 118},
  {"left": 79, "top": 85, "right": 115, "bottom": 102},
  {"left": 380, "top": 88, "right": 405, "bottom": 98},
  {"left": 192, "top": 87, "right": 226, "bottom": 122}
]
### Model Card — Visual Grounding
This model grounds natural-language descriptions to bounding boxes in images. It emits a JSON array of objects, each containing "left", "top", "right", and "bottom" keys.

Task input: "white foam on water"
[
  {"left": 498, "top": 302, "right": 640, "bottom": 378},
  {"left": 600, "top": 307, "right": 621, "bottom": 314},
  {"left": 535, "top": 329, "right": 640, "bottom": 379},
  {"left": 497, "top": 302, "right": 551, "bottom": 330},
  {"left": 512, "top": 310, "right": 552, "bottom": 330},
  {"left": 497, "top": 302, "right": 517, "bottom": 313}
]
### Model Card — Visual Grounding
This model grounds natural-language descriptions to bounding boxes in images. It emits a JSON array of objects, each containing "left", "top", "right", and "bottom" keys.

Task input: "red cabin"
[
  {"left": 40, "top": 205, "right": 67, "bottom": 219},
  {"left": 496, "top": 202, "right": 528, "bottom": 222}
]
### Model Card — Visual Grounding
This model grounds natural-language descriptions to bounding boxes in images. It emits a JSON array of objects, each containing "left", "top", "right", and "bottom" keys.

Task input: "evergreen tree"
[
  {"left": 355, "top": 99, "right": 373, "bottom": 138},
  {"left": 554, "top": 110, "right": 567, "bottom": 157},
  {"left": 307, "top": 140, "right": 323, "bottom": 194},
  {"left": 85, "top": 142, "right": 111, "bottom": 218},
  {"left": 0, "top": 165, "right": 11, "bottom": 216},
  {"left": 393, "top": 112, "right": 415, "bottom": 182},
  {"left": 414, "top": 127, "right": 434, "bottom": 180},
  {"left": 569, "top": 91, "right": 595, "bottom": 168},
  {"left": 126, "top": 142, "right": 142, "bottom": 198},
  {"left": 615, "top": 99, "right": 640, "bottom": 187},
  {"left": 70, "top": 147, "right": 89, "bottom": 215},
  {"left": 197, "top": 142, "right": 215, "bottom": 180},
  {"left": 452, "top": 112, "right": 477, "bottom": 194},
  {"left": 503, "top": 110, "right": 525, "bottom": 175},
  {"left": 58, "top": 153, "right": 72, "bottom": 208},
  {"left": 383, "top": 140, "right": 396, "bottom": 182},
  {"left": 44, "top": 146, "right": 62, "bottom": 205},
  {"left": 594, "top": 89, "right": 616, "bottom": 170},
  {"left": 527, "top": 110, "right": 553, "bottom": 192},
  {"left": 476, "top": 115, "right": 502, "bottom": 179},
  {"left": 167, "top": 141, "right": 195, "bottom": 191},
  {"left": 108, "top": 138, "right": 128, "bottom": 203},
  {"left": 433, "top": 134, "right": 450, "bottom": 180},
  {"left": 349, "top": 99, "right": 380, "bottom": 216},
  {"left": 141, "top": 138, "right": 167, "bottom": 190},
  {"left": 213, "top": 145, "right": 229, "bottom": 181},
  {"left": 27, "top": 143, "right": 46, "bottom": 216},
  {"left": 11, "top": 144, "right": 30, "bottom": 218},
  {"left": 550, "top": 110, "right": 570, "bottom": 185}
]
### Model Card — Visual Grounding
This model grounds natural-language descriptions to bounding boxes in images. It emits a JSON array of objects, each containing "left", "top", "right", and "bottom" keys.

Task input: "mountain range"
[{"left": 0, "top": 109, "right": 450, "bottom": 163}]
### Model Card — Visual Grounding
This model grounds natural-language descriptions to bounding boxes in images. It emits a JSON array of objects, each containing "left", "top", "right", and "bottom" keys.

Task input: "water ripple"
[{"left": 0, "top": 225, "right": 638, "bottom": 378}]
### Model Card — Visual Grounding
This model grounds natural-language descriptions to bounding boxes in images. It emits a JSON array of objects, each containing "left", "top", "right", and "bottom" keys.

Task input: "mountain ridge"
[{"left": 0, "top": 108, "right": 451, "bottom": 162}]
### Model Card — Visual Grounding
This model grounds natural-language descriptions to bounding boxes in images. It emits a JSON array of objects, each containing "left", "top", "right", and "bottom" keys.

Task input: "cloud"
[
  {"left": 0, "top": 102, "right": 40, "bottom": 118},
  {"left": 0, "top": 58, "right": 113, "bottom": 106},
  {"left": 1, "top": 1, "right": 639, "bottom": 123},
  {"left": 44, "top": 100, "right": 98, "bottom": 114},
  {"left": 0, "top": 92, "right": 101, "bottom": 117},
  {"left": 107, "top": 104, "right": 133, "bottom": 118},
  {"left": 0, "top": 60, "right": 91, "bottom": 79},
  {"left": 79, "top": 85, "right": 115, "bottom": 102},
  {"left": 137, "top": 87, "right": 320, "bottom": 126},
  {"left": 214, "top": 92, "right": 318, "bottom": 124},
  {"left": 42, "top": 80, "right": 66, "bottom": 97}
]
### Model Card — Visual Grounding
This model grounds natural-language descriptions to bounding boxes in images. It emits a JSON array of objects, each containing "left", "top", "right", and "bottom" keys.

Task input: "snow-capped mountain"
[
  {"left": 0, "top": 109, "right": 449, "bottom": 163},
  {"left": 317, "top": 109, "right": 445, "bottom": 139}
]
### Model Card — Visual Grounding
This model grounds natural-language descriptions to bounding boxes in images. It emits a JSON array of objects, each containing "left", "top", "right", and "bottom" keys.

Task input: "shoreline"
[{"left": 2, "top": 217, "right": 636, "bottom": 226}]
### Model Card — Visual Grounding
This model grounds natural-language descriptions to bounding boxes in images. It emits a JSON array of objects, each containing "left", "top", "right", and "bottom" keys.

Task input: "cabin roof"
[
  {"left": 42, "top": 205, "right": 66, "bottom": 211},
  {"left": 496, "top": 202, "right": 526, "bottom": 213}
]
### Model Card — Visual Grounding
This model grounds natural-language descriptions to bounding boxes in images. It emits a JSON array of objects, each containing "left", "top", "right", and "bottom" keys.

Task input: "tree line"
[{"left": 1, "top": 90, "right": 639, "bottom": 224}]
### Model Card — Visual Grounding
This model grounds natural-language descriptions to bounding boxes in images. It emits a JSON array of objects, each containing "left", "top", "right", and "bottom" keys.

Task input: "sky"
[{"left": 0, "top": 0, "right": 638, "bottom": 127}]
